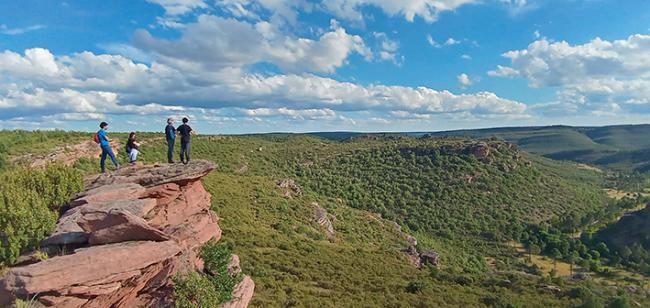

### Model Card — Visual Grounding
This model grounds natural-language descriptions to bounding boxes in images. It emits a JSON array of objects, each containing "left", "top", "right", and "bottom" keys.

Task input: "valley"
[{"left": 2, "top": 128, "right": 650, "bottom": 307}]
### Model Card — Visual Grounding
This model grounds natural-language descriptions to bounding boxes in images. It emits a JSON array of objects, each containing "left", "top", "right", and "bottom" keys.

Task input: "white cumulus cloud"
[{"left": 490, "top": 34, "right": 650, "bottom": 115}]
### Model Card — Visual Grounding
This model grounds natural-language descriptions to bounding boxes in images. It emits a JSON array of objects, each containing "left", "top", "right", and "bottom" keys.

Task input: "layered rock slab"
[{"left": 0, "top": 160, "right": 253, "bottom": 307}]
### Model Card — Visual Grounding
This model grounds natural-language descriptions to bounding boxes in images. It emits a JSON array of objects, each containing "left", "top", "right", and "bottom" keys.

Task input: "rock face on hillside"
[
  {"left": 0, "top": 160, "right": 254, "bottom": 308},
  {"left": 312, "top": 202, "right": 335, "bottom": 237},
  {"left": 12, "top": 140, "right": 120, "bottom": 168}
]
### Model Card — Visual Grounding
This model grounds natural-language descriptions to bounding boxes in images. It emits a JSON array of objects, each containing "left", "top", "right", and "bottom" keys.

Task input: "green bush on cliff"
[
  {"left": 172, "top": 272, "right": 221, "bottom": 308},
  {"left": 0, "top": 164, "right": 83, "bottom": 265},
  {"left": 200, "top": 240, "right": 242, "bottom": 302},
  {"left": 173, "top": 240, "right": 241, "bottom": 307}
]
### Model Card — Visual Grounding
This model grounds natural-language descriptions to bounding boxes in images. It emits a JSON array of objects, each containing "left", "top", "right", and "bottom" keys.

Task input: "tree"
[
  {"left": 551, "top": 248, "right": 562, "bottom": 273},
  {"left": 568, "top": 251, "right": 580, "bottom": 276},
  {"left": 529, "top": 244, "right": 541, "bottom": 263}
]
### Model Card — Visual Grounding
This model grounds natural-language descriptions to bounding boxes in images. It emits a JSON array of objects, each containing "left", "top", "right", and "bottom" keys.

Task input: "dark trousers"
[
  {"left": 167, "top": 138, "right": 175, "bottom": 163},
  {"left": 100, "top": 145, "right": 118, "bottom": 173},
  {"left": 180, "top": 139, "right": 190, "bottom": 164}
]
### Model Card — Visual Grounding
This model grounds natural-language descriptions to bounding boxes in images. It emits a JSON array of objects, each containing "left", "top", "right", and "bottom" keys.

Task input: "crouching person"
[{"left": 126, "top": 132, "right": 141, "bottom": 165}]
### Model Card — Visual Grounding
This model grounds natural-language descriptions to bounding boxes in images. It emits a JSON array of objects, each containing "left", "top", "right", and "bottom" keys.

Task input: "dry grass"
[
  {"left": 509, "top": 241, "right": 573, "bottom": 276},
  {"left": 605, "top": 189, "right": 650, "bottom": 200},
  {"left": 509, "top": 241, "right": 650, "bottom": 290},
  {"left": 576, "top": 163, "right": 603, "bottom": 173}
]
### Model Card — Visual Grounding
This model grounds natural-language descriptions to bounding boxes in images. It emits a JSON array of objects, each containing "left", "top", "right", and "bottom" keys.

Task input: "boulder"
[
  {"left": 77, "top": 209, "right": 171, "bottom": 245},
  {"left": 163, "top": 210, "right": 221, "bottom": 250},
  {"left": 38, "top": 295, "right": 89, "bottom": 307},
  {"left": 227, "top": 254, "right": 242, "bottom": 277},
  {"left": 43, "top": 199, "right": 158, "bottom": 246},
  {"left": 420, "top": 250, "right": 439, "bottom": 267},
  {"left": 541, "top": 285, "right": 562, "bottom": 294},
  {"left": 144, "top": 183, "right": 182, "bottom": 208},
  {"left": 146, "top": 180, "right": 211, "bottom": 229}
]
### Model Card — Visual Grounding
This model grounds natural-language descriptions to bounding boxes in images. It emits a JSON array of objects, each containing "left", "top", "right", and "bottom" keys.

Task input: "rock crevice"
[{"left": 0, "top": 160, "right": 254, "bottom": 308}]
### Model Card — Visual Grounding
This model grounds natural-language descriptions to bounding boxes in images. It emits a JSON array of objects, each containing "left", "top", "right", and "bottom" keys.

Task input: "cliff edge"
[{"left": 0, "top": 160, "right": 254, "bottom": 308}]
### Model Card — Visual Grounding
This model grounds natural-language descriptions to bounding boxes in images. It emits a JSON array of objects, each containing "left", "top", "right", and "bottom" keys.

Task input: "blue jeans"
[
  {"left": 100, "top": 145, "right": 119, "bottom": 173},
  {"left": 180, "top": 139, "right": 190, "bottom": 164},
  {"left": 167, "top": 138, "right": 175, "bottom": 163}
]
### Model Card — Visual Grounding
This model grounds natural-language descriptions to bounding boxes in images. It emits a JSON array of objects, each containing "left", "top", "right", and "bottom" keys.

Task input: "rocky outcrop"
[
  {"left": 222, "top": 276, "right": 255, "bottom": 308},
  {"left": 393, "top": 222, "right": 439, "bottom": 269},
  {"left": 420, "top": 251, "right": 439, "bottom": 267},
  {"left": 468, "top": 142, "right": 491, "bottom": 161},
  {"left": 0, "top": 160, "right": 254, "bottom": 308},
  {"left": 221, "top": 255, "right": 255, "bottom": 308},
  {"left": 277, "top": 178, "right": 301, "bottom": 198},
  {"left": 12, "top": 140, "right": 120, "bottom": 168},
  {"left": 312, "top": 202, "right": 335, "bottom": 237}
]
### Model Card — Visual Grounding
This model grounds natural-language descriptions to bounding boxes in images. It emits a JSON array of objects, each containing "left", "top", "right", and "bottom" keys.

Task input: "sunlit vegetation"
[
  {"left": 0, "top": 164, "right": 83, "bottom": 265},
  {"left": 173, "top": 240, "right": 241, "bottom": 307},
  {"left": 2, "top": 130, "right": 650, "bottom": 306}
]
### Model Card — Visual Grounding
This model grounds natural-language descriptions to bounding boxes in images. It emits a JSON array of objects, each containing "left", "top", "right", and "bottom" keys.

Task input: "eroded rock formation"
[
  {"left": 0, "top": 160, "right": 254, "bottom": 307},
  {"left": 12, "top": 140, "right": 120, "bottom": 168},
  {"left": 312, "top": 202, "right": 335, "bottom": 237}
]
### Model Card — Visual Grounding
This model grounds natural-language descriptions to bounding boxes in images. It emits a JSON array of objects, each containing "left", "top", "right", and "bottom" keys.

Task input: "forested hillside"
[
  {"left": 426, "top": 124, "right": 650, "bottom": 173},
  {"left": 312, "top": 125, "right": 650, "bottom": 173},
  {"left": 1, "top": 130, "right": 649, "bottom": 307}
]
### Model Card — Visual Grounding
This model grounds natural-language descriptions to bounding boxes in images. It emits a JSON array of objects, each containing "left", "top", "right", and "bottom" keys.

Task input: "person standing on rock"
[
  {"left": 176, "top": 117, "right": 195, "bottom": 165},
  {"left": 97, "top": 122, "right": 119, "bottom": 173},
  {"left": 165, "top": 118, "right": 176, "bottom": 163}
]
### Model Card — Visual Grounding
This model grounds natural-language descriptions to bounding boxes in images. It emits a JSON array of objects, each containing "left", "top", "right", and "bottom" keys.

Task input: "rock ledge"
[{"left": 0, "top": 160, "right": 254, "bottom": 308}]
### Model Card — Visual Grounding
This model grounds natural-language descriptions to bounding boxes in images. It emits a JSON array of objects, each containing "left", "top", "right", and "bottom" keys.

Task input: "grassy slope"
[{"left": 129, "top": 135, "right": 594, "bottom": 306}]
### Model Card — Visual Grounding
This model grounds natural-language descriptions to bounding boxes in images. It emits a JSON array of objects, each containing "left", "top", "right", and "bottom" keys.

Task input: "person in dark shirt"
[
  {"left": 125, "top": 132, "right": 141, "bottom": 165},
  {"left": 176, "top": 117, "right": 194, "bottom": 164},
  {"left": 165, "top": 118, "right": 176, "bottom": 163}
]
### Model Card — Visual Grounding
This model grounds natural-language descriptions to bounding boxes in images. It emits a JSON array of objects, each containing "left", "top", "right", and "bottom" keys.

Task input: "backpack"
[{"left": 93, "top": 133, "right": 100, "bottom": 144}]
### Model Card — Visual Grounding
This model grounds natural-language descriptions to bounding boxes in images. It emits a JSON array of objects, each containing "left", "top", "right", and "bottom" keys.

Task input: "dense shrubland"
[
  {"left": 0, "top": 164, "right": 83, "bottom": 265},
  {"left": 293, "top": 139, "right": 607, "bottom": 242}
]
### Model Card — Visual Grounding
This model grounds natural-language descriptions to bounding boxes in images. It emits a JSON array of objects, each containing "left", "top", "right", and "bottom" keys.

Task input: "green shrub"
[
  {"left": 607, "top": 295, "right": 631, "bottom": 308},
  {"left": 173, "top": 240, "right": 242, "bottom": 306},
  {"left": 172, "top": 272, "right": 221, "bottom": 308},
  {"left": 405, "top": 281, "right": 427, "bottom": 294},
  {"left": 0, "top": 165, "right": 82, "bottom": 265},
  {"left": 200, "top": 240, "right": 241, "bottom": 302}
]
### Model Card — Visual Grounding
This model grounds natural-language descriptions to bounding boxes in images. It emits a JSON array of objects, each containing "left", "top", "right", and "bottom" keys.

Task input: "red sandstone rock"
[
  {"left": 0, "top": 241, "right": 181, "bottom": 298},
  {"left": 43, "top": 199, "right": 158, "bottom": 246},
  {"left": 147, "top": 180, "right": 211, "bottom": 229},
  {"left": 164, "top": 210, "right": 221, "bottom": 250},
  {"left": 70, "top": 183, "right": 146, "bottom": 208},
  {"left": 88, "top": 160, "right": 215, "bottom": 188},
  {"left": 221, "top": 276, "right": 255, "bottom": 308},
  {"left": 0, "top": 161, "right": 251, "bottom": 308},
  {"left": 78, "top": 209, "right": 171, "bottom": 245},
  {"left": 227, "top": 254, "right": 242, "bottom": 277}
]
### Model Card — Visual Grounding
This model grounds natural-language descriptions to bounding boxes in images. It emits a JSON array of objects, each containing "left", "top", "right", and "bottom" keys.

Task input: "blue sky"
[{"left": 1, "top": 0, "right": 649, "bottom": 133}]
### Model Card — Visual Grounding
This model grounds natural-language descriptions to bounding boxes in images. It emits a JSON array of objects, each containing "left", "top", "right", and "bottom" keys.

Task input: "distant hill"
[{"left": 311, "top": 124, "right": 650, "bottom": 172}]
